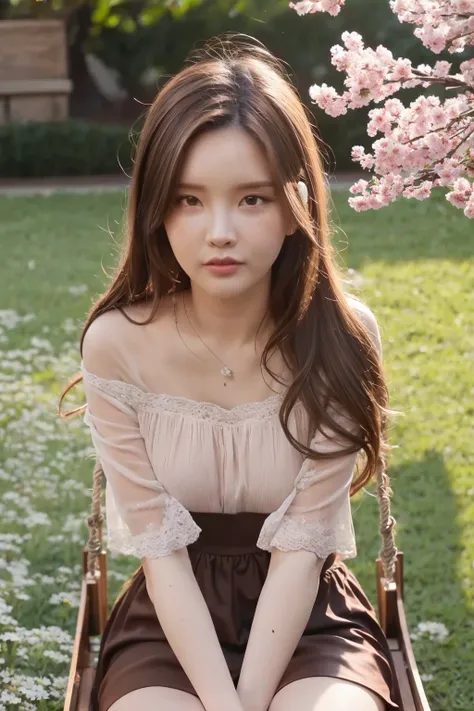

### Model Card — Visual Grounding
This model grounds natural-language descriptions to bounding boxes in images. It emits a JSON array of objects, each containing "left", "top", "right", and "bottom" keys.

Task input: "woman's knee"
[
  {"left": 107, "top": 686, "right": 205, "bottom": 711},
  {"left": 269, "top": 677, "right": 386, "bottom": 711}
]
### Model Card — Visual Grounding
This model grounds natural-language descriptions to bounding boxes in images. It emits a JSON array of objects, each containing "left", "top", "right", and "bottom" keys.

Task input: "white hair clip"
[{"left": 297, "top": 180, "right": 309, "bottom": 207}]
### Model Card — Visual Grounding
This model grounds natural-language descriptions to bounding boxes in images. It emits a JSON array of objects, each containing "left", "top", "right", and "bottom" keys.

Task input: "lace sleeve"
[
  {"left": 257, "top": 299, "right": 383, "bottom": 560},
  {"left": 82, "top": 364, "right": 201, "bottom": 559},
  {"left": 257, "top": 404, "right": 359, "bottom": 561}
]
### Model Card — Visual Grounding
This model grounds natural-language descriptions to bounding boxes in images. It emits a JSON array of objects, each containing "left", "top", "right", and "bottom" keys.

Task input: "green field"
[{"left": 0, "top": 189, "right": 472, "bottom": 710}]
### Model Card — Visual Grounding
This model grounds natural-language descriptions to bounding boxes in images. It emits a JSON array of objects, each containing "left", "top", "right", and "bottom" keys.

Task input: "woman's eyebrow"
[{"left": 177, "top": 181, "right": 276, "bottom": 190}]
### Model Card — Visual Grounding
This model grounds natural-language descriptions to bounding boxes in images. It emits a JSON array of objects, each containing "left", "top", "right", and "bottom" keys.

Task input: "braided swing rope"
[
  {"left": 376, "top": 452, "right": 398, "bottom": 585},
  {"left": 86, "top": 460, "right": 105, "bottom": 580},
  {"left": 85, "top": 454, "right": 399, "bottom": 585}
]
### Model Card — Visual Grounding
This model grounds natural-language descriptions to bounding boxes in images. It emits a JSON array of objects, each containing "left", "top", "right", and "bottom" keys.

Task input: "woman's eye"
[
  {"left": 243, "top": 195, "right": 268, "bottom": 207},
  {"left": 175, "top": 194, "right": 269, "bottom": 208},
  {"left": 176, "top": 195, "right": 200, "bottom": 207}
]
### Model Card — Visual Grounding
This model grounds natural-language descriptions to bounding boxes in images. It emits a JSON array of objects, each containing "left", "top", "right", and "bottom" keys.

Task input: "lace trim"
[
  {"left": 257, "top": 513, "right": 357, "bottom": 560},
  {"left": 107, "top": 496, "right": 202, "bottom": 558},
  {"left": 257, "top": 488, "right": 297, "bottom": 545},
  {"left": 81, "top": 363, "right": 282, "bottom": 424},
  {"left": 256, "top": 476, "right": 356, "bottom": 560}
]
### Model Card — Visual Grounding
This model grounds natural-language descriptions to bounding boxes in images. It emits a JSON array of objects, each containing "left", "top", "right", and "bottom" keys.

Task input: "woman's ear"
[
  {"left": 284, "top": 205, "right": 297, "bottom": 237},
  {"left": 285, "top": 221, "right": 298, "bottom": 237}
]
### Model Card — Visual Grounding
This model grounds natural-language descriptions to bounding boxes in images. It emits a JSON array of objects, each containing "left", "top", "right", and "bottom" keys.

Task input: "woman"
[{"left": 61, "top": 35, "right": 401, "bottom": 711}]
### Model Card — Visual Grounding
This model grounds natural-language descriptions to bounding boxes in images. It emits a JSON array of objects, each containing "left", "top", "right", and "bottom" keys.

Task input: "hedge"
[
  {"left": 0, "top": 120, "right": 133, "bottom": 179},
  {"left": 0, "top": 114, "right": 357, "bottom": 179}
]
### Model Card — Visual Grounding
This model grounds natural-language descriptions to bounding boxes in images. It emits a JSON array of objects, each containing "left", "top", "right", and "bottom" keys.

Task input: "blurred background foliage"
[{"left": 1, "top": 0, "right": 451, "bottom": 172}]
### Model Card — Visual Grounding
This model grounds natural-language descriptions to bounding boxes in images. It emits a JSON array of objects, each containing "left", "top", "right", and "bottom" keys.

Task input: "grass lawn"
[{"left": 0, "top": 188, "right": 472, "bottom": 710}]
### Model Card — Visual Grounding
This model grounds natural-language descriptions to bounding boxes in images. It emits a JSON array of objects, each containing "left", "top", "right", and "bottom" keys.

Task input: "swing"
[{"left": 63, "top": 459, "right": 432, "bottom": 711}]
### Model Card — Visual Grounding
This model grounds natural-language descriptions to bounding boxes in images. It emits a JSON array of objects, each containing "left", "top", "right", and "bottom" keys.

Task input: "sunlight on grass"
[{"left": 0, "top": 189, "right": 472, "bottom": 710}]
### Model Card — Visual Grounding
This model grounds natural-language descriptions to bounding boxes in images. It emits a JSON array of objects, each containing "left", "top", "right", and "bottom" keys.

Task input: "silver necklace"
[{"left": 172, "top": 291, "right": 234, "bottom": 380}]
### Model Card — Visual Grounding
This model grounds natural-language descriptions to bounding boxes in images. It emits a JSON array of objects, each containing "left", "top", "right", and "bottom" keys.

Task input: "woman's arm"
[
  {"left": 238, "top": 405, "right": 363, "bottom": 710},
  {"left": 236, "top": 549, "right": 324, "bottom": 711},
  {"left": 144, "top": 551, "right": 244, "bottom": 711},
  {"left": 81, "top": 320, "right": 244, "bottom": 711},
  {"left": 238, "top": 299, "right": 383, "bottom": 710}
]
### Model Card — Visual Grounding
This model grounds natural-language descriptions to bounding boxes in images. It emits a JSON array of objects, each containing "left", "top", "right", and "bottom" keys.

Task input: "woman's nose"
[{"left": 206, "top": 210, "right": 237, "bottom": 247}]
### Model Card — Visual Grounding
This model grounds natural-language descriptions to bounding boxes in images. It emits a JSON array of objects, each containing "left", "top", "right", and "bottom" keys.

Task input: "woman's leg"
[
  {"left": 108, "top": 686, "right": 205, "bottom": 711},
  {"left": 269, "top": 677, "right": 386, "bottom": 711}
]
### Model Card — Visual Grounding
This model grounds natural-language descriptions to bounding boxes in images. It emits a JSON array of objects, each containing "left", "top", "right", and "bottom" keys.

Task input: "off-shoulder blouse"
[{"left": 81, "top": 296, "right": 382, "bottom": 562}]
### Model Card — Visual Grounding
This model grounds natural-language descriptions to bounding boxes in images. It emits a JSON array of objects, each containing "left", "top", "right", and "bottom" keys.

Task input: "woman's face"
[{"left": 164, "top": 125, "right": 295, "bottom": 300}]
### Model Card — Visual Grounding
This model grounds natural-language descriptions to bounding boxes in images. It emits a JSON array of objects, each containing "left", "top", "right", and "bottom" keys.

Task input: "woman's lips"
[{"left": 204, "top": 263, "right": 241, "bottom": 276}]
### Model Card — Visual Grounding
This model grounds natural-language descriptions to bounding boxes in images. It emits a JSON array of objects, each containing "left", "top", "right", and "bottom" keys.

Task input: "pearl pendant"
[{"left": 221, "top": 366, "right": 233, "bottom": 378}]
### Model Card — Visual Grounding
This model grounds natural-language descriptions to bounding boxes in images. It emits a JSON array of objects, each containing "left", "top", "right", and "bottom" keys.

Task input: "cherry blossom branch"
[
  {"left": 410, "top": 71, "right": 473, "bottom": 92},
  {"left": 404, "top": 108, "right": 474, "bottom": 146},
  {"left": 292, "top": 1, "right": 474, "bottom": 53},
  {"left": 289, "top": 1, "right": 474, "bottom": 218}
]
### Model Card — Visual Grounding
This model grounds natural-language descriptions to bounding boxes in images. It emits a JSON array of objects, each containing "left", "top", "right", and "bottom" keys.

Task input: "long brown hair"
[{"left": 60, "top": 34, "right": 398, "bottom": 498}]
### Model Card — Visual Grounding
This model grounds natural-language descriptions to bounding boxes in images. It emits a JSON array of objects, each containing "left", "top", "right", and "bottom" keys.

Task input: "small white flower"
[
  {"left": 49, "top": 590, "right": 81, "bottom": 608},
  {"left": 345, "top": 268, "right": 365, "bottom": 288},
  {"left": 0, "top": 690, "right": 22, "bottom": 704},
  {"left": 43, "top": 649, "right": 70, "bottom": 664},
  {"left": 62, "top": 317, "right": 77, "bottom": 334},
  {"left": 410, "top": 620, "right": 449, "bottom": 642},
  {"left": 68, "top": 284, "right": 88, "bottom": 296}
]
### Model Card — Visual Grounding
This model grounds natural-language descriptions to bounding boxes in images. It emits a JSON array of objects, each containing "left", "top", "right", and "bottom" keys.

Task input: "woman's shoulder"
[
  {"left": 344, "top": 293, "right": 382, "bottom": 358},
  {"left": 82, "top": 298, "right": 174, "bottom": 379}
]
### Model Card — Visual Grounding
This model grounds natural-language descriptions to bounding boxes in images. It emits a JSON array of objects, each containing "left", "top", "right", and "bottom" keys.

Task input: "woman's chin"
[{"left": 191, "top": 275, "right": 257, "bottom": 301}]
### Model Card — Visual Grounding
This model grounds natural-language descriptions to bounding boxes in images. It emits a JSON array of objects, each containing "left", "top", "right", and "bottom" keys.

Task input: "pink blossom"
[
  {"left": 464, "top": 193, "right": 474, "bottom": 219},
  {"left": 349, "top": 178, "right": 370, "bottom": 194},
  {"left": 389, "top": 0, "right": 473, "bottom": 53},
  {"left": 341, "top": 31, "right": 364, "bottom": 52},
  {"left": 415, "top": 25, "right": 449, "bottom": 55},
  {"left": 460, "top": 59, "right": 474, "bottom": 86},
  {"left": 289, "top": 0, "right": 345, "bottom": 16},
  {"left": 385, "top": 98, "right": 404, "bottom": 119},
  {"left": 403, "top": 181, "right": 433, "bottom": 200},
  {"left": 291, "top": 0, "right": 474, "bottom": 217},
  {"left": 447, "top": 192, "right": 470, "bottom": 209},
  {"left": 437, "top": 158, "right": 465, "bottom": 186},
  {"left": 433, "top": 61, "right": 452, "bottom": 78},
  {"left": 367, "top": 108, "right": 394, "bottom": 137},
  {"left": 446, "top": 178, "right": 474, "bottom": 209},
  {"left": 348, "top": 195, "right": 371, "bottom": 211},
  {"left": 454, "top": 1, "right": 472, "bottom": 13},
  {"left": 309, "top": 83, "right": 347, "bottom": 116},
  {"left": 330, "top": 44, "right": 349, "bottom": 72},
  {"left": 453, "top": 177, "right": 473, "bottom": 194},
  {"left": 390, "top": 58, "right": 414, "bottom": 82}
]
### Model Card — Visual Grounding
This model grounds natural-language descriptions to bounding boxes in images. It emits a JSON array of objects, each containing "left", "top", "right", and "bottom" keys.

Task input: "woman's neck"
[{"left": 181, "top": 280, "right": 273, "bottom": 353}]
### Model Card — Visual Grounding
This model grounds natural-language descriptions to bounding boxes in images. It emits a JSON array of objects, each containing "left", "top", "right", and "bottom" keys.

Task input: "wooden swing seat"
[{"left": 63, "top": 548, "right": 431, "bottom": 711}]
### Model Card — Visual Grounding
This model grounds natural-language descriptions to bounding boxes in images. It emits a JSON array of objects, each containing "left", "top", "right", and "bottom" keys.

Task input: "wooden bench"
[
  {"left": 0, "top": 79, "right": 72, "bottom": 123},
  {"left": 0, "top": 19, "right": 72, "bottom": 124}
]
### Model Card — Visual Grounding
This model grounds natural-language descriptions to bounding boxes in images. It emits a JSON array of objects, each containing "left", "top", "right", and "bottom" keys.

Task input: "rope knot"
[{"left": 87, "top": 512, "right": 104, "bottom": 529}]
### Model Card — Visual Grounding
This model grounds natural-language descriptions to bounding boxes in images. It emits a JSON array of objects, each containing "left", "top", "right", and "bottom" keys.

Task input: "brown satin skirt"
[{"left": 90, "top": 512, "right": 401, "bottom": 711}]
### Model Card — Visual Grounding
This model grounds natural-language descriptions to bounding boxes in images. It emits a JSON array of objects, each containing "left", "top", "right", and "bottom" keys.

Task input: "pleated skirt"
[{"left": 90, "top": 512, "right": 401, "bottom": 710}]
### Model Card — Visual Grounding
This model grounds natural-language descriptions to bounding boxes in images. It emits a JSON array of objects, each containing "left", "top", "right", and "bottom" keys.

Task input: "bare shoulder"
[
  {"left": 344, "top": 293, "right": 382, "bottom": 358},
  {"left": 82, "top": 298, "right": 174, "bottom": 378}
]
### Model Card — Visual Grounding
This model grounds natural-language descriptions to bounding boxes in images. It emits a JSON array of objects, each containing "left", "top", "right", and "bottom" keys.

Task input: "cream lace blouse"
[{"left": 81, "top": 296, "right": 382, "bottom": 562}]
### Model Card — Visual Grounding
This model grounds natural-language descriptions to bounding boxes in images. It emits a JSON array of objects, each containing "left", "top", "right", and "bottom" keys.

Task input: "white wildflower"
[
  {"left": 68, "top": 284, "right": 88, "bottom": 296},
  {"left": 420, "top": 673, "right": 434, "bottom": 682},
  {"left": 410, "top": 620, "right": 449, "bottom": 642}
]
